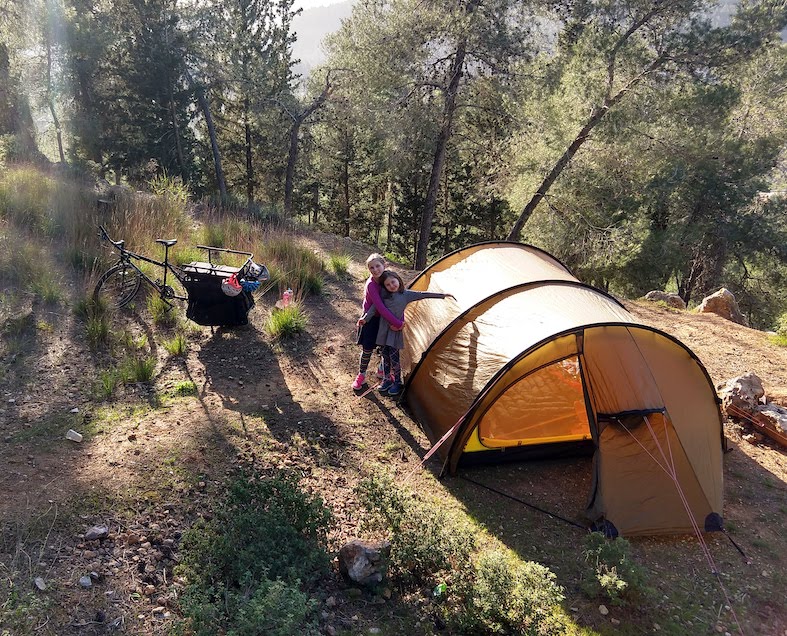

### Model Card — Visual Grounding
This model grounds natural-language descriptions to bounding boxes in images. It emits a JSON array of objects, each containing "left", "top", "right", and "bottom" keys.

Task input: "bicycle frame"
[{"left": 98, "top": 225, "right": 186, "bottom": 301}]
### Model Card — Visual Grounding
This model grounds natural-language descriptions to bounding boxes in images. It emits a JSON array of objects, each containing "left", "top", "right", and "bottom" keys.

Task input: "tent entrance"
[{"left": 475, "top": 355, "right": 592, "bottom": 450}]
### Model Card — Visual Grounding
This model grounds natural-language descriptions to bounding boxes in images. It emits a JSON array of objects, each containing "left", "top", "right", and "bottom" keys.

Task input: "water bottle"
[{"left": 282, "top": 288, "right": 293, "bottom": 307}]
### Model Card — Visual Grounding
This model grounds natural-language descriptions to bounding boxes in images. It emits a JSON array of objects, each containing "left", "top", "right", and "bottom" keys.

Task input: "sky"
[{"left": 295, "top": 0, "right": 346, "bottom": 10}]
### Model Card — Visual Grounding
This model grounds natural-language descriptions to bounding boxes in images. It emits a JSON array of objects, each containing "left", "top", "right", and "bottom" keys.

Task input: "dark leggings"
[{"left": 381, "top": 345, "right": 401, "bottom": 382}]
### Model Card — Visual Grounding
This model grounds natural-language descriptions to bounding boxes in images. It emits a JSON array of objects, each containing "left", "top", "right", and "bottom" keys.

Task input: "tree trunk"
[
  {"left": 342, "top": 151, "right": 351, "bottom": 237},
  {"left": 284, "top": 121, "right": 300, "bottom": 216},
  {"left": 185, "top": 69, "right": 226, "bottom": 200},
  {"left": 506, "top": 106, "right": 607, "bottom": 241},
  {"left": 282, "top": 74, "right": 332, "bottom": 217},
  {"left": 169, "top": 93, "right": 186, "bottom": 181},
  {"left": 415, "top": 38, "right": 466, "bottom": 270},
  {"left": 244, "top": 106, "right": 254, "bottom": 204},
  {"left": 45, "top": 33, "right": 65, "bottom": 163}
]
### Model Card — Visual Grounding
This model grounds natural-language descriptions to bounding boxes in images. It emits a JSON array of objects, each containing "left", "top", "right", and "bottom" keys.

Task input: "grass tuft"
[
  {"left": 147, "top": 294, "right": 177, "bottom": 327},
  {"left": 264, "top": 304, "right": 308, "bottom": 339},
  {"left": 163, "top": 332, "right": 188, "bottom": 356},
  {"left": 326, "top": 252, "right": 351, "bottom": 277}
]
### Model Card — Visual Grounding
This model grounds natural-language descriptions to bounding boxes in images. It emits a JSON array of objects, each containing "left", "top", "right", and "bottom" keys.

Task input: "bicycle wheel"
[{"left": 94, "top": 264, "right": 143, "bottom": 308}]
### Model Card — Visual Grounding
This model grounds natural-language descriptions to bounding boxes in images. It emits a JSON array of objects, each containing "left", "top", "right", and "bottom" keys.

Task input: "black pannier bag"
[{"left": 181, "top": 262, "right": 255, "bottom": 327}]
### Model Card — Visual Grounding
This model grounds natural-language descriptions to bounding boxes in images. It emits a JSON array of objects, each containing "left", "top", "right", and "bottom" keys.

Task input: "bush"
[
  {"left": 581, "top": 532, "right": 649, "bottom": 605},
  {"left": 120, "top": 356, "right": 156, "bottom": 383},
  {"left": 357, "top": 473, "right": 574, "bottom": 635},
  {"left": 454, "top": 550, "right": 568, "bottom": 636},
  {"left": 356, "top": 472, "right": 475, "bottom": 583},
  {"left": 175, "top": 471, "right": 331, "bottom": 635}
]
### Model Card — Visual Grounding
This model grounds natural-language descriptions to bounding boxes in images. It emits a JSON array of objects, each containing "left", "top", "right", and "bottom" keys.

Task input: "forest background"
[{"left": 2, "top": 0, "right": 787, "bottom": 329}]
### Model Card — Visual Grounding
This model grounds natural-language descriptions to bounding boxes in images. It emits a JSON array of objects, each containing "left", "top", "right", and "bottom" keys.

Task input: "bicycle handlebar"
[{"left": 98, "top": 225, "right": 126, "bottom": 250}]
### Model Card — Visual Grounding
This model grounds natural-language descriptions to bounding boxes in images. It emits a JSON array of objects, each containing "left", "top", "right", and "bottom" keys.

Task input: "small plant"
[
  {"left": 118, "top": 331, "right": 148, "bottom": 351},
  {"left": 163, "top": 332, "right": 188, "bottom": 356},
  {"left": 356, "top": 472, "right": 476, "bottom": 583},
  {"left": 769, "top": 313, "right": 787, "bottom": 346},
  {"left": 581, "top": 532, "right": 649, "bottom": 605},
  {"left": 120, "top": 355, "right": 156, "bottom": 383},
  {"left": 200, "top": 222, "right": 226, "bottom": 249},
  {"left": 85, "top": 314, "right": 110, "bottom": 348},
  {"left": 264, "top": 303, "right": 308, "bottom": 339},
  {"left": 327, "top": 252, "right": 350, "bottom": 277},
  {"left": 171, "top": 380, "right": 197, "bottom": 397},
  {"left": 147, "top": 294, "right": 177, "bottom": 327},
  {"left": 96, "top": 368, "right": 121, "bottom": 400},
  {"left": 30, "top": 277, "right": 62, "bottom": 304},
  {"left": 175, "top": 470, "right": 331, "bottom": 635},
  {"left": 453, "top": 549, "right": 568, "bottom": 635}
]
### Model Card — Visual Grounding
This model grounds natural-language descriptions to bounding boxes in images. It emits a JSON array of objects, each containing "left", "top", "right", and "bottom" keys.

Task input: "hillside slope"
[{"left": 1, "top": 230, "right": 785, "bottom": 635}]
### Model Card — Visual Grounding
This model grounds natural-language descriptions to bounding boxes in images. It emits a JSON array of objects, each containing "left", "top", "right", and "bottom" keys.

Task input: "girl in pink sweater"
[{"left": 352, "top": 253, "right": 403, "bottom": 390}]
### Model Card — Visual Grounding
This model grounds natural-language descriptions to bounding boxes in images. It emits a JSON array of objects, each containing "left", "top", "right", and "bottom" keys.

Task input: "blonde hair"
[{"left": 365, "top": 253, "right": 386, "bottom": 267}]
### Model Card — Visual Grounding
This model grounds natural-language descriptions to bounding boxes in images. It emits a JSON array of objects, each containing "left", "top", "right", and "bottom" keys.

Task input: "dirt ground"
[{"left": 1, "top": 232, "right": 785, "bottom": 635}]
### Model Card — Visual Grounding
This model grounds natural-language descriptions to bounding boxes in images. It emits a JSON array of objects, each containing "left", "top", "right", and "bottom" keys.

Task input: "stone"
[
  {"left": 79, "top": 575, "right": 92, "bottom": 588},
  {"left": 695, "top": 288, "right": 747, "bottom": 325},
  {"left": 751, "top": 403, "right": 787, "bottom": 448},
  {"left": 718, "top": 372, "right": 764, "bottom": 414},
  {"left": 644, "top": 291, "right": 686, "bottom": 310},
  {"left": 338, "top": 539, "right": 391, "bottom": 587},
  {"left": 599, "top": 604, "right": 609, "bottom": 615},
  {"left": 33, "top": 577, "right": 46, "bottom": 591},
  {"left": 84, "top": 525, "right": 109, "bottom": 541}
]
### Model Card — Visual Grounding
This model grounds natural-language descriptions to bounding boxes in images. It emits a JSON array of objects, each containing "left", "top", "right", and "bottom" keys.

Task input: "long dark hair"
[{"left": 379, "top": 270, "right": 405, "bottom": 293}]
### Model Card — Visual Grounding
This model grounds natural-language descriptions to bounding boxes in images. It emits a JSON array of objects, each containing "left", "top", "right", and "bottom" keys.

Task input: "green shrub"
[
  {"left": 770, "top": 313, "right": 787, "bottom": 346},
  {"left": 356, "top": 472, "right": 475, "bottom": 583},
  {"left": 264, "top": 304, "right": 308, "bottom": 339},
  {"left": 454, "top": 549, "right": 568, "bottom": 636},
  {"left": 163, "top": 332, "right": 188, "bottom": 356},
  {"left": 175, "top": 471, "right": 331, "bottom": 635},
  {"left": 260, "top": 236, "right": 325, "bottom": 296},
  {"left": 85, "top": 314, "right": 110, "bottom": 348},
  {"left": 581, "top": 533, "right": 649, "bottom": 605},
  {"left": 200, "top": 223, "right": 226, "bottom": 249}
]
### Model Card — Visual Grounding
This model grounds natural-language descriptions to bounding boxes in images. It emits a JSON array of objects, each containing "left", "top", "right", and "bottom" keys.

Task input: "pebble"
[
  {"left": 79, "top": 575, "right": 92, "bottom": 588},
  {"left": 599, "top": 605, "right": 609, "bottom": 615},
  {"left": 33, "top": 577, "right": 46, "bottom": 591}
]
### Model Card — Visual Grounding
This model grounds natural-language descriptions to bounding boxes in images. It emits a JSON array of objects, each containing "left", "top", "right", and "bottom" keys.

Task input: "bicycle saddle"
[{"left": 156, "top": 238, "right": 178, "bottom": 247}]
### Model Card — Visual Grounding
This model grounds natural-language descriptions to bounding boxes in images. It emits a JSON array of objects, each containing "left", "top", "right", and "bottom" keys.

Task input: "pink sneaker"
[{"left": 351, "top": 373, "right": 366, "bottom": 390}]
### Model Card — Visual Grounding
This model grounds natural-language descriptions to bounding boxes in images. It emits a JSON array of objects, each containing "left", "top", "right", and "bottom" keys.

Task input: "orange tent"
[{"left": 401, "top": 242, "right": 724, "bottom": 537}]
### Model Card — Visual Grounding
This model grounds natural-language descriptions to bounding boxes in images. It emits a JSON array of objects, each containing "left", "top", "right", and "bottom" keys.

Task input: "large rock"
[
  {"left": 717, "top": 372, "right": 764, "bottom": 414},
  {"left": 695, "top": 288, "right": 747, "bottom": 326},
  {"left": 751, "top": 404, "right": 787, "bottom": 447},
  {"left": 644, "top": 291, "right": 686, "bottom": 310},
  {"left": 338, "top": 539, "right": 391, "bottom": 587}
]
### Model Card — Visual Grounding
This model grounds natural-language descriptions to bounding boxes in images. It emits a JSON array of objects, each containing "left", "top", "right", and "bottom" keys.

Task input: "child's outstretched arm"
[{"left": 402, "top": 290, "right": 456, "bottom": 303}]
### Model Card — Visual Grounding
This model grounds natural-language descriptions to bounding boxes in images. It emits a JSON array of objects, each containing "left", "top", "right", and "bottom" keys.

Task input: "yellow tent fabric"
[{"left": 401, "top": 242, "right": 724, "bottom": 537}]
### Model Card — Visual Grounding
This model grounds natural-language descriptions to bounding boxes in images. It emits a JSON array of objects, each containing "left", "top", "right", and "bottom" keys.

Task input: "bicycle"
[{"left": 94, "top": 225, "right": 269, "bottom": 327}]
